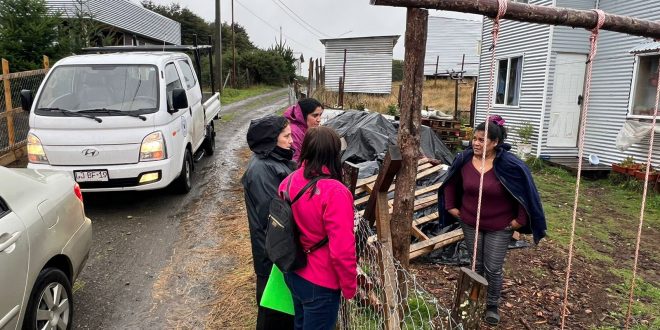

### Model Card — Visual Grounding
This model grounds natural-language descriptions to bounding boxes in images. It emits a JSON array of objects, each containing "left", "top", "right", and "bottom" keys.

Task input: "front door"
[
  {"left": 0, "top": 199, "right": 29, "bottom": 329},
  {"left": 547, "top": 53, "right": 587, "bottom": 147}
]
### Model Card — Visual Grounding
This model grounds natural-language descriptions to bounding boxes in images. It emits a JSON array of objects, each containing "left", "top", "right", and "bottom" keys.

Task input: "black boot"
[{"left": 485, "top": 305, "right": 500, "bottom": 326}]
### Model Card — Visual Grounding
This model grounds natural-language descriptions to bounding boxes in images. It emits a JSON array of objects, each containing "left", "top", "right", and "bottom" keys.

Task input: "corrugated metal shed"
[
  {"left": 425, "top": 16, "right": 482, "bottom": 77},
  {"left": 46, "top": 0, "right": 181, "bottom": 45},
  {"left": 321, "top": 36, "right": 399, "bottom": 94},
  {"left": 475, "top": 0, "right": 659, "bottom": 168}
]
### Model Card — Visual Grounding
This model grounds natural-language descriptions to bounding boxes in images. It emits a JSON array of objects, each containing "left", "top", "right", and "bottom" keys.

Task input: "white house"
[
  {"left": 474, "top": 0, "right": 659, "bottom": 167},
  {"left": 320, "top": 35, "right": 400, "bottom": 94},
  {"left": 425, "top": 16, "right": 482, "bottom": 78}
]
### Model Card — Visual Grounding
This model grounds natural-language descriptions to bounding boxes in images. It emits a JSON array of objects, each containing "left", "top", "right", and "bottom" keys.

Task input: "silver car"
[{"left": 0, "top": 166, "right": 92, "bottom": 330}]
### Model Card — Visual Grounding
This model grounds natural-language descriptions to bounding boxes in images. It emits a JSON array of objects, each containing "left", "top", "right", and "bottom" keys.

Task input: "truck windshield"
[{"left": 36, "top": 65, "right": 159, "bottom": 114}]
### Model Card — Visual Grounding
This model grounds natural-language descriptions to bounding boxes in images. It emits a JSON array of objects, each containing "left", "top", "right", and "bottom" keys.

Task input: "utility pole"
[
  {"left": 231, "top": 0, "right": 237, "bottom": 88},
  {"left": 214, "top": 0, "right": 222, "bottom": 93},
  {"left": 280, "top": 26, "right": 283, "bottom": 47}
]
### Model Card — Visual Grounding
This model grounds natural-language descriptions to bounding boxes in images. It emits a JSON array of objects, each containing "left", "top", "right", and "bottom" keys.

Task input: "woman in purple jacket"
[
  {"left": 283, "top": 98, "right": 324, "bottom": 162},
  {"left": 442, "top": 115, "right": 544, "bottom": 326}
]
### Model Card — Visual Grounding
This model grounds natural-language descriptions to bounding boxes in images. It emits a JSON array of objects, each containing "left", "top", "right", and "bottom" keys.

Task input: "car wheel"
[
  {"left": 23, "top": 268, "right": 73, "bottom": 330},
  {"left": 172, "top": 149, "right": 192, "bottom": 194},
  {"left": 203, "top": 122, "right": 215, "bottom": 156}
]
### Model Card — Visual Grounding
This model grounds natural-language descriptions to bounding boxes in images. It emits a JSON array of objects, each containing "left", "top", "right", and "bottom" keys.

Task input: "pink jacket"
[
  {"left": 283, "top": 104, "right": 307, "bottom": 163},
  {"left": 278, "top": 167, "right": 357, "bottom": 299}
]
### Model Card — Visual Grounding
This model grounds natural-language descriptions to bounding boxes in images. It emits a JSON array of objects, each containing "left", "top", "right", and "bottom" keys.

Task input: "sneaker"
[{"left": 484, "top": 305, "right": 500, "bottom": 326}]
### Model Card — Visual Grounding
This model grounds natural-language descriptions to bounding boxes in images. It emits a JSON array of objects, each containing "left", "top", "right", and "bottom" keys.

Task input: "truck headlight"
[
  {"left": 27, "top": 133, "right": 49, "bottom": 164},
  {"left": 140, "top": 131, "right": 167, "bottom": 161}
]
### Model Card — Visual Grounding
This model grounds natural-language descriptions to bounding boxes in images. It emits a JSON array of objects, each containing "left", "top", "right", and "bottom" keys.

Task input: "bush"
[
  {"left": 387, "top": 104, "right": 398, "bottom": 116},
  {"left": 392, "top": 60, "right": 404, "bottom": 82}
]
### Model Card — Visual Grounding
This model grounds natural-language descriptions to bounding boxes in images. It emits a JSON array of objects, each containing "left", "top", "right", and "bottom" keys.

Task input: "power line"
[
  {"left": 271, "top": 0, "right": 331, "bottom": 38},
  {"left": 234, "top": 0, "right": 324, "bottom": 54}
]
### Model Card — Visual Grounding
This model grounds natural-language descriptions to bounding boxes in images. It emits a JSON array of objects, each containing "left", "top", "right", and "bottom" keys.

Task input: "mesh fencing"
[
  {"left": 0, "top": 69, "right": 46, "bottom": 153},
  {"left": 339, "top": 211, "right": 463, "bottom": 330}
]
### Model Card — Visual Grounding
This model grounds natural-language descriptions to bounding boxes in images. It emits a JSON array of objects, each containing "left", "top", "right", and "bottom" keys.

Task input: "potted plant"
[
  {"left": 633, "top": 166, "right": 659, "bottom": 182},
  {"left": 515, "top": 122, "right": 534, "bottom": 158}
]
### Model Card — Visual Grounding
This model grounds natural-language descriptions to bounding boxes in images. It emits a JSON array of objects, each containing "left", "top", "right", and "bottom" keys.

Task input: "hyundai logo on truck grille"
[{"left": 82, "top": 148, "right": 99, "bottom": 157}]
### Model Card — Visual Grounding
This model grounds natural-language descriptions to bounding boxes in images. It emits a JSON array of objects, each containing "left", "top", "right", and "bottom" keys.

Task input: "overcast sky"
[{"left": 138, "top": 0, "right": 481, "bottom": 60}]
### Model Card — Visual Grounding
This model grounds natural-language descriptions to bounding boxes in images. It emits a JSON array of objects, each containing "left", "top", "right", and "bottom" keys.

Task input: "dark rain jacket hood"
[{"left": 242, "top": 116, "right": 296, "bottom": 276}]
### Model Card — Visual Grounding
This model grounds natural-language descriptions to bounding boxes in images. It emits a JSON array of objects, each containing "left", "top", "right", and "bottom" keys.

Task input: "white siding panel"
[
  {"left": 323, "top": 37, "right": 397, "bottom": 94},
  {"left": 475, "top": 0, "right": 553, "bottom": 155},
  {"left": 584, "top": 0, "right": 660, "bottom": 167},
  {"left": 425, "top": 16, "right": 482, "bottom": 77},
  {"left": 47, "top": 0, "right": 181, "bottom": 45}
]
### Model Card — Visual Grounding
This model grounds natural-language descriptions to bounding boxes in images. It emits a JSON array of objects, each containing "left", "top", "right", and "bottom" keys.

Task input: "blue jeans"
[{"left": 284, "top": 272, "right": 341, "bottom": 330}]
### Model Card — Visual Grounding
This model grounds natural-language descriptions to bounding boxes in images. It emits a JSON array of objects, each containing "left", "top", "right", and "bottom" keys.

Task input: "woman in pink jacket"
[
  {"left": 283, "top": 98, "right": 324, "bottom": 162},
  {"left": 279, "top": 126, "right": 357, "bottom": 330}
]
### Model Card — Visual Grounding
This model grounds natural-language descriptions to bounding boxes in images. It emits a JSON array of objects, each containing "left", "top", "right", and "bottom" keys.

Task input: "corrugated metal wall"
[
  {"left": 323, "top": 37, "right": 397, "bottom": 94},
  {"left": 541, "top": 0, "right": 595, "bottom": 157},
  {"left": 424, "top": 16, "right": 482, "bottom": 77},
  {"left": 475, "top": 0, "right": 553, "bottom": 155},
  {"left": 47, "top": 0, "right": 181, "bottom": 45},
  {"left": 584, "top": 0, "right": 660, "bottom": 167}
]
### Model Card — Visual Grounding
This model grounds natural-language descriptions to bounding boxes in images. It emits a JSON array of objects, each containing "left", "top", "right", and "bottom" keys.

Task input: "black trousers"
[{"left": 256, "top": 274, "right": 295, "bottom": 330}]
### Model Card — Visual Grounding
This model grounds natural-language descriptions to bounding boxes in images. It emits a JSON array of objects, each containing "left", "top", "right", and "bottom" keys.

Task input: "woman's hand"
[
  {"left": 509, "top": 219, "right": 523, "bottom": 230},
  {"left": 448, "top": 208, "right": 461, "bottom": 219}
]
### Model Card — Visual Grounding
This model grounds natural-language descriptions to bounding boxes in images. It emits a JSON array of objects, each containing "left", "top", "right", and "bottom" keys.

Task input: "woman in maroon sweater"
[{"left": 443, "top": 116, "right": 527, "bottom": 326}]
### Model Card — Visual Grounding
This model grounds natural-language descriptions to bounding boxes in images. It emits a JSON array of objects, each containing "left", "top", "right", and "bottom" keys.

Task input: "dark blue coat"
[{"left": 437, "top": 144, "right": 547, "bottom": 244}]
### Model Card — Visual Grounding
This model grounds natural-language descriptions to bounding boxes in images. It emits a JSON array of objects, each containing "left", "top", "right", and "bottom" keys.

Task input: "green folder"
[{"left": 260, "top": 265, "right": 294, "bottom": 315}]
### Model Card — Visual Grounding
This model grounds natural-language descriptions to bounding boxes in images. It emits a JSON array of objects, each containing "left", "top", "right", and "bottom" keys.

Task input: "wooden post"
[
  {"left": 370, "top": 0, "right": 660, "bottom": 39},
  {"left": 434, "top": 55, "right": 439, "bottom": 86},
  {"left": 455, "top": 54, "right": 465, "bottom": 119},
  {"left": 342, "top": 49, "right": 347, "bottom": 93},
  {"left": 315, "top": 59, "right": 320, "bottom": 89},
  {"left": 469, "top": 79, "right": 477, "bottom": 126},
  {"left": 338, "top": 77, "right": 344, "bottom": 109},
  {"left": 451, "top": 267, "right": 488, "bottom": 329},
  {"left": 43, "top": 55, "right": 50, "bottom": 69},
  {"left": 319, "top": 58, "right": 324, "bottom": 87},
  {"left": 390, "top": 8, "right": 428, "bottom": 271},
  {"left": 2, "top": 59, "right": 15, "bottom": 147},
  {"left": 307, "top": 57, "right": 314, "bottom": 97},
  {"left": 371, "top": 146, "right": 403, "bottom": 330},
  {"left": 341, "top": 161, "right": 360, "bottom": 197}
]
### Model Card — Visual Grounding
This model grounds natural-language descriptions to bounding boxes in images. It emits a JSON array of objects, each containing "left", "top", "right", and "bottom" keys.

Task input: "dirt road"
[{"left": 73, "top": 89, "right": 289, "bottom": 329}]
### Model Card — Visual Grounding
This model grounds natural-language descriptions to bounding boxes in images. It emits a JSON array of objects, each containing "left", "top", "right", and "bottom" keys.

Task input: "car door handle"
[
  {"left": 0, "top": 232, "right": 22, "bottom": 252},
  {"left": 189, "top": 107, "right": 192, "bottom": 116}
]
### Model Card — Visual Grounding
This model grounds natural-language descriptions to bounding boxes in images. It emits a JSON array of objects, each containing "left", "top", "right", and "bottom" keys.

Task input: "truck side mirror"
[
  {"left": 168, "top": 88, "right": 188, "bottom": 114},
  {"left": 20, "top": 90, "right": 33, "bottom": 112}
]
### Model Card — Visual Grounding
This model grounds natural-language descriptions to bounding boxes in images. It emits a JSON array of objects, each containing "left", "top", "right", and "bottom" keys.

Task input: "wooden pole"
[
  {"left": 454, "top": 54, "right": 465, "bottom": 118},
  {"left": 451, "top": 267, "right": 488, "bottom": 329},
  {"left": 231, "top": 0, "right": 237, "bottom": 88},
  {"left": 42, "top": 55, "right": 50, "bottom": 69},
  {"left": 390, "top": 8, "right": 428, "bottom": 271},
  {"left": 434, "top": 55, "right": 439, "bottom": 86},
  {"left": 319, "top": 58, "right": 324, "bottom": 87},
  {"left": 2, "top": 59, "right": 15, "bottom": 147},
  {"left": 371, "top": 0, "right": 660, "bottom": 39},
  {"left": 214, "top": 0, "right": 223, "bottom": 93},
  {"left": 338, "top": 77, "right": 344, "bottom": 109},
  {"left": 307, "top": 57, "right": 314, "bottom": 97},
  {"left": 315, "top": 59, "right": 320, "bottom": 90},
  {"left": 342, "top": 49, "right": 347, "bottom": 93}
]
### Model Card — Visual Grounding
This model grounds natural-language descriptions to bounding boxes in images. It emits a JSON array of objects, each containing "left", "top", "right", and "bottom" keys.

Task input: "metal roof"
[
  {"left": 46, "top": 0, "right": 181, "bottom": 45},
  {"left": 319, "top": 35, "right": 400, "bottom": 47},
  {"left": 630, "top": 41, "right": 660, "bottom": 54}
]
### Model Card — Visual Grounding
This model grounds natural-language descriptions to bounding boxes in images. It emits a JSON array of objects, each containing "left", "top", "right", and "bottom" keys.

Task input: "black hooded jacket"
[{"left": 241, "top": 116, "right": 296, "bottom": 277}]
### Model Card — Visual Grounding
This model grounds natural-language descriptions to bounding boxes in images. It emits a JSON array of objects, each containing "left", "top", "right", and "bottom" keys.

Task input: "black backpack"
[{"left": 266, "top": 176, "right": 328, "bottom": 272}]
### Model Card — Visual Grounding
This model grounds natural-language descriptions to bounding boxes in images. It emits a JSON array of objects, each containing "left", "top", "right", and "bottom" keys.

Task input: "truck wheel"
[
  {"left": 23, "top": 268, "right": 73, "bottom": 330},
  {"left": 173, "top": 150, "right": 193, "bottom": 194},
  {"left": 203, "top": 122, "right": 215, "bottom": 156}
]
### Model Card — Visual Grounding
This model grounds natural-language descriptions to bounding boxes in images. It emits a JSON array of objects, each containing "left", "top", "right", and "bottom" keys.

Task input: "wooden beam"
[
  {"left": 2, "top": 59, "right": 15, "bottom": 147},
  {"left": 391, "top": 7, "right": 428, "bottom": 272},
  {"left": 409, "top": 228, "right": 464, "bottom": 259},
  {"left": 371, "top": 0, "right": 660, "bottom": 39},
  {"left": 375, "top": 189, "right": 401, "bottom": 329},
  {"left": 342, "top": 161, "right": 360, "bottom": 197},
  {"left": 363, "top": 145, "right": 402, "bottom": 226}
]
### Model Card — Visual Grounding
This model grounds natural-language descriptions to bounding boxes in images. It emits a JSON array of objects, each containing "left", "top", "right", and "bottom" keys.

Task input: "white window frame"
[
  {"left": 493, "top": 55, "right": 524, "bottom": 108},
  {"left": 628, "top": 53, "right": 659, "bottom": 119}
]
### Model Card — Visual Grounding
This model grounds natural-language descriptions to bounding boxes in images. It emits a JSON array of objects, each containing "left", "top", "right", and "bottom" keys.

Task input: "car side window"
[
  {"left": 164, "top": 63, "right": 183, "bottom": 94},
  {"left": 178, "top": 60, "right": 197, "bottom": 90},
  {"left": 0, "top": 197, "right": 9, "bottom": 219}
]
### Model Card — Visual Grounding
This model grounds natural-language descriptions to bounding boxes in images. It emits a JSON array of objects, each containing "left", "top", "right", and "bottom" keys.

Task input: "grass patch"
[
  {"left": 221, "top": 85, "right": 279, "bottom": 105},
  {"left": 220, "top": 112, "right": 236, "bottom": 123},
  {"left": 609, "top": 268, "right": 660, "bottom": 329}
]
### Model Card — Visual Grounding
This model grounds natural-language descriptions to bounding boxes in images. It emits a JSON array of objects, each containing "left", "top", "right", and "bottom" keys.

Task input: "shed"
[
  {"left": 424, "top": 16, "right": 482, "bottom": 78},
  {"left": 473, "top": 0, "right": 659, "bottom": 168},
  {"left": 320, "top": 35, "right": 400, "bottom": 94},
  {"left": 47, "top": 0, "right": 181, "bottom": 45}
]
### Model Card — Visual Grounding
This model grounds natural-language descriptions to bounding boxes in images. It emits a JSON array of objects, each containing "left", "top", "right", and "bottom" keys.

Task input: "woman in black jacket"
[{"left": 241, "top": 115, "right": 296, "bottom": 329}]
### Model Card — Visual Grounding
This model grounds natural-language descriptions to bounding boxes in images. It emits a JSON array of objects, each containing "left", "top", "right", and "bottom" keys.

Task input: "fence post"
[
  {"left": 307, "top": 57, "right": 314, "bottom": 97},
  {"left": 43, "top": 55, "right": 50, "bottom": 69},
  {"left": 2, "top": 59, "right": 15, "bottom": 147},
  {"left": 338, "top": 77, "right": 344, "bottom": 109}
]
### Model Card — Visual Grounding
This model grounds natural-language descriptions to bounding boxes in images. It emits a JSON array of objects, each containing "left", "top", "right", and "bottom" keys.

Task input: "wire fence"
[
  {"left": 339, "top": 211, "right": 463, "bottom": 330},
  {"left": 0, "top": 59, "right": 48, "bottom": 155}
]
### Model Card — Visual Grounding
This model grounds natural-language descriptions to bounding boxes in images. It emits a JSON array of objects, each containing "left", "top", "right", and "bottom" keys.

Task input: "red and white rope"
[
  {"left": 560, "top": 9, "right": 605, "bottom": 329},
  {"left": 624, "top": 47, "right": 660, "bottom": 330},
  {"left": 472, "top": 0, "right": 508, "bottom": 271}
]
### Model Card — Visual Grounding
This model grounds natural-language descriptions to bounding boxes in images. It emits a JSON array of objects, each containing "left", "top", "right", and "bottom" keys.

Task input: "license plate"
[{"left": 74, "top": 170, "right": 109, "bottom": 182}]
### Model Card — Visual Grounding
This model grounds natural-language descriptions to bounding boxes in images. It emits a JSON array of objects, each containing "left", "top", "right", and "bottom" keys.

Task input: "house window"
[
  {"left": 495, "top": 56, "right": 523, "bottom": 106},
  {"left": 630, "top": 54, "right": 660, "bottom": 117}
]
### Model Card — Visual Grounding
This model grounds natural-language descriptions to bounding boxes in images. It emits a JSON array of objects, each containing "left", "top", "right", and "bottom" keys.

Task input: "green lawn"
[
  {"left": 531, "top": 163, "right": 659, "bottom": 328},
  {"left": 220, "top": 85, "right": 280, "bottom": 105}
]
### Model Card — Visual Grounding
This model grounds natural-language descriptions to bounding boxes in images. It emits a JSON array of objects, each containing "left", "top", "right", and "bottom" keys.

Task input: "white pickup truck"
[{"left": 21, "top": 48, "right": 221, "bottom": 193}]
